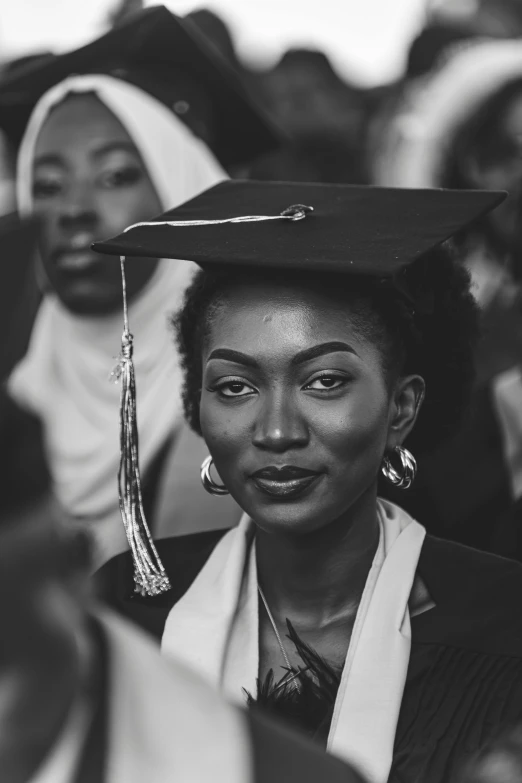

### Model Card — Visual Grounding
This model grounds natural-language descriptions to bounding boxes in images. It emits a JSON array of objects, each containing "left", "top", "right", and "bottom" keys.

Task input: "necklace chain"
[
  {"left": 258, "top": 585, "right": 302, "bottom": 693},
  {"left": 258, "top": 584, "right": 293, "bottom": 670}
]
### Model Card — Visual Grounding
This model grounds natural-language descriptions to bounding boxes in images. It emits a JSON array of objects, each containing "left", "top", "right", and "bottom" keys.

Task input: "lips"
[
  {"left": 55, "top": 249, "right": 100, "bottom": 272},
  {"left": 53, "top": 233, "right": 100, "bottom": 272},
  {"left": 250, "top": 466, "right": 321, "bottom": 498}
]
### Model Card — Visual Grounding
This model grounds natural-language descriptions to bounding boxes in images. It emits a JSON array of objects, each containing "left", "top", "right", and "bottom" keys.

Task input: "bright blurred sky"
[{"left": 0, "top": 0, "right": 429, "bottom": 86}]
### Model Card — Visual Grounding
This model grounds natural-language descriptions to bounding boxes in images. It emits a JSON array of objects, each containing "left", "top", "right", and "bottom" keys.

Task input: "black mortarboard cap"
[
  {"left": 93, "top": 179, "right": 506, "bottom": 274},
  {"left": 0, "top": 6, "right": 283, "bottom": 167}
]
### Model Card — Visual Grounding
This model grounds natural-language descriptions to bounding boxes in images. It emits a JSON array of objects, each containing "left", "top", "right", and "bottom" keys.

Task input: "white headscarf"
[
  {"left": 9, "top": 75, "right": 227, "bottom": 564},
  {"left": 375, "top": 40, "right": 522, "bottom": 188}
]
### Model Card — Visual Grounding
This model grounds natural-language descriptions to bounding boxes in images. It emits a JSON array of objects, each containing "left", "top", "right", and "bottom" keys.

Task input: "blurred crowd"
[
  {"left": 3, "top": 0, "right": 522, "bottom": 781},
  {"left": 3, "top": 0, "right": 522, "bottom": 556}
]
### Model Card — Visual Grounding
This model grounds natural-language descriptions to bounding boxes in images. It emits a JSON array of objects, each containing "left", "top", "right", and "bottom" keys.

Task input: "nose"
[
  {"left": 252, "top": 389, "right": 309, "bottom": 453},
  {"left": 58, "top": 180, "right": 98, "bottom": 233}
]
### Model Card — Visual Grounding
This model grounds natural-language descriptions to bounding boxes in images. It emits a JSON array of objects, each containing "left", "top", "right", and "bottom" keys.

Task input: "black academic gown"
[
  {"left": 98, "top": 531, "right": 522, "bottom": 783},
  {"left": 73, "top": 617, "right": 361, "bottom": 783}
]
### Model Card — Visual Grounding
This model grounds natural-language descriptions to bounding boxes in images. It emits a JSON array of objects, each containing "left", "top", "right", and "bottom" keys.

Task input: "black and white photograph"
[{"left": 2, "top": 1, "right": 522, "bottom": 782}]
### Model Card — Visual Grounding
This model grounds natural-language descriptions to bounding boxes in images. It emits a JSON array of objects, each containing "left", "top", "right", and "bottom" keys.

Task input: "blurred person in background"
[
  {"left": 0, "top": 5, "right": 282, "bottom": 568},
  {"left": 367, "top": 0, "right": 522, "bottom": 195},
  {"left": 251, "top": 49, "right": 367, "bottom": 184},
  {"left": 374, "top": 40, "right": 522, "bottom": 559},
  {"left": 367, "top": 15, "right": 480, "bottom": 190}
]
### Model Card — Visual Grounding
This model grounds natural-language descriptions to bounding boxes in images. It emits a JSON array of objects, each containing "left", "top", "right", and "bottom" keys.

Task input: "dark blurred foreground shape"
[
  {"left": 0, "top": 214, "right": 49, "bottom": 527},
  {"left": 0, "top": 213, "right": 41, "bottom": 382},
  {"left": 0, "top": 510, "right": 365, "bottom": 783}
]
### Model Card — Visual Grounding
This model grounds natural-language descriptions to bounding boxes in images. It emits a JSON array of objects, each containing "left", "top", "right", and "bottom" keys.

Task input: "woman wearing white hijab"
[
  {"left": 8, "top": 73, "right": 240, "bottom": 567},
  {"left": 1, "top": 7, "right": 281, "bottom": 569}
]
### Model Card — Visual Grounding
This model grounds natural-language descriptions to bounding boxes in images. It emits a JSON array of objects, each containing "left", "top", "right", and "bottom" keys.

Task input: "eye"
[
  {"left": 33, "top": 175, "right": 63, "bottom": 199},
  {"left": 99, "top": 166, "right": 143, "bottom": 189},
  {"left": 304, "top": 374, "right": 347, "bottom": 391},
  {"left": 214, "top": 379, "right": 257, "bottom": 398}
]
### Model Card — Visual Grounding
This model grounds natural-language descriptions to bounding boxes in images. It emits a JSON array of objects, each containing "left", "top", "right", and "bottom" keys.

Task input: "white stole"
[{"left": 162, "top": 499, "right": 426, "bottom": 783}]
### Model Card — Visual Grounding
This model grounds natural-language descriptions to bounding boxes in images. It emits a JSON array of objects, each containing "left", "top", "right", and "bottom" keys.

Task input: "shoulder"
[
  {"left": 421, "top": 534, "right": 522, "bottom": 599},
  {"left": 95, "top": 529, "right": 230, "bottom": 641},
  {"left": 415, "top": 534, "right": 522, "bottom": 656}
]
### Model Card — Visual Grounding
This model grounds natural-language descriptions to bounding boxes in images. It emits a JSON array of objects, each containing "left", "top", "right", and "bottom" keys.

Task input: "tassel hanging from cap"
[{"left": 110, "top": 256, "right": 171, "bottom": 597}]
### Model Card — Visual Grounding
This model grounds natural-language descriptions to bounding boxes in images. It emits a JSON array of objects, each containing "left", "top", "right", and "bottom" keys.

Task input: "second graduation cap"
[
  {"left": 93, "top": 179, "right": 505, "bottom": 275},
  {"left": 0, "top": 6, "right": 283, "bottom": 167}
]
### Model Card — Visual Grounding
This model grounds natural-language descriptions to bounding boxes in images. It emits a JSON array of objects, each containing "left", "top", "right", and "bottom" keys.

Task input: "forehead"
[
  {"left": 204, "top": 276, "right": 381, "bottom": 358},
  {"left": 34, "top": 93, "right": 133, "bottom": 158}
]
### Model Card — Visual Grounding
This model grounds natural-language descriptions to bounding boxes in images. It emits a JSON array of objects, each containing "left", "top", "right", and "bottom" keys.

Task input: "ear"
[{"left": 385, "top": 374, "right": 425, "bottom": 452}]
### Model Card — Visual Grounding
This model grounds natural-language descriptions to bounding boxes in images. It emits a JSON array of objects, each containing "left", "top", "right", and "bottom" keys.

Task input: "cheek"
[
  {"left": 312, "top": 380, "right": 390, "bottom": 467},
  {"left": 99, "top": 185, "right": 161, "bottom": 235},
  {"left": 32, "top": 203, "right": 58, "bottom": 254},
  {"left": 199, "top": 391, "right": 250, "bottom": 463}
]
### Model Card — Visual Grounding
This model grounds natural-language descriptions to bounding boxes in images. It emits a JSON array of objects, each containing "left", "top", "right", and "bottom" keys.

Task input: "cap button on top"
[{"left": 280, "top": 204, "right": 314, "bottom": 221}]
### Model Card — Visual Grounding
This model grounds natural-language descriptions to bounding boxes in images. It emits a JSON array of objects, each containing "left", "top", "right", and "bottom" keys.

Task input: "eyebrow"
[
  {"left": 91, "top": 140, "right": 138, "bottom": 160},
  {"left": 33, "top": 153, "right": 64, "bottom": 168},
  {"left": 207, "top": 341, "right": 357, "bottom": 368},
  {"left": 207, "top": 348, "right": 260, "bottom": 368},
  {"left": 291, "top": 341, "right": 358, "bottom": 365},
  {"left": 33, "top": 141, "right": 138, "bottom": 169}
]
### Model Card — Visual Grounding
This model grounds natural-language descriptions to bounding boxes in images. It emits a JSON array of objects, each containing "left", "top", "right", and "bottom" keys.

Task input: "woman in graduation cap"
[
  {"left": 96, "top": 179, "right": 522, "bottom": 783},
  {"left": 2, "top": 7, "right": 280, "bottom": 567}
]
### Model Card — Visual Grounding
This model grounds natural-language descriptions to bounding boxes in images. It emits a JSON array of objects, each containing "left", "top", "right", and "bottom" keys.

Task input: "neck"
[{"left": 255, "top": 486, "right": 380, "bottom": 629}]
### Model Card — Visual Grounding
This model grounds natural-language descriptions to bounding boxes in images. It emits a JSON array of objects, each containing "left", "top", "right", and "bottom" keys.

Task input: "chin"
[
  {"left": 236, "top": 488, "right": 343, "bottom": 537},
  {"left": 231, "top": 474, "right": 376, "bottom": 538},
  {"left": 57, "top": 284, "right": 122, "bottom": 316}
]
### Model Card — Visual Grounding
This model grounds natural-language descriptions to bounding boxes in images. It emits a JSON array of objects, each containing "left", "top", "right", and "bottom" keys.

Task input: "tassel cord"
[{"left": 113, "top": 256, "right": 171, "bottom": 597}]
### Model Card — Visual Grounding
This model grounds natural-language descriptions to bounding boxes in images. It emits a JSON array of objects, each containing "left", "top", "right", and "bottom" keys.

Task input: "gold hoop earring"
[
  {"left": 200, "top": 456, "right": 229, "bottom": 496},
  {"left": 381, "top": 446, "right": 417, "bottom": 489}
]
